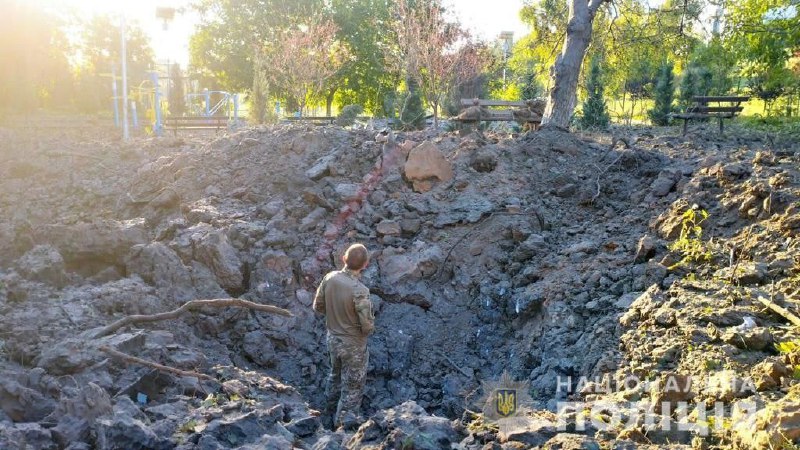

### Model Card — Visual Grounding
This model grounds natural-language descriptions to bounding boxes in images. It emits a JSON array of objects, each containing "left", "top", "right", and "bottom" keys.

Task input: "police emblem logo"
[{"left": 495, "top": 389, "right": 517, "bottom": 417}]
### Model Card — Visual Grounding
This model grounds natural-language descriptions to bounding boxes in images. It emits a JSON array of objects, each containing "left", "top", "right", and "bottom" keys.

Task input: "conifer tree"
[
  {"left": 399, "top": 78, "right": 426, "bottom": 130},
  {"left": 579, "top": 57, "right": 610, "bottom": 129},
  {"left": 648, "top": 61, "right": 675, "bottom": 126},
  {"left": 679, "top": 67, "right": 697, "bottom": 108}
]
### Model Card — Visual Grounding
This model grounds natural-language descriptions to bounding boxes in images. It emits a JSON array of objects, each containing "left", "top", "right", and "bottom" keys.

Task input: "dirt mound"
[{"left": 1, "top": 122, "right": 799, "bottom": 448}]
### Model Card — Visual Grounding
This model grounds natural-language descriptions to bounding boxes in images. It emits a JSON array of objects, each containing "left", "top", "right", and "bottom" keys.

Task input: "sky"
[{"left": 35, "top": 0, "right": 531, "bottom": 67}]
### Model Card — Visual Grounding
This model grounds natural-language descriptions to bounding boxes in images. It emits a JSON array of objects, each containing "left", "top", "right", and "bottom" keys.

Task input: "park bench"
[
  {"left": 672, "top": 96, "right": 749, "bottom": 135},
  {"left": 454, "top": 98, "right": 544, "bottom": 129},
  {"left": 284, "top": 116, "right": 337, "bottom": 125},
  {"left": 164, "top": 116, "right": 233, "bottom": 135}
]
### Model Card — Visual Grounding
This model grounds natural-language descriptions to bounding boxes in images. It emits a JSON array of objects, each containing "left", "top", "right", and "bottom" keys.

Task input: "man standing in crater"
[{"left": 313, "top": 243, "right": 374, "bottom": 429}]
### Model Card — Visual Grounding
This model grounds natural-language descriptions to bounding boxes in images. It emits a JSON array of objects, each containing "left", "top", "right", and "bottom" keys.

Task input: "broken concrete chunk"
[
  {"left": 376, "top": 220, "right": 401, "bottom": 236},
  {"left": 192, "top": 229, "right": 243, "bottom": 293},
  {"left": 15, "top": 245, "right": 67, "bottom": 287},
  {"left": 404, "top": 141, "right": 453, "bottom": 193}
]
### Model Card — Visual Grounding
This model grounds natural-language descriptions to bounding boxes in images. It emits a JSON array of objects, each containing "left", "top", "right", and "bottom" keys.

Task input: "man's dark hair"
[{"left": 344, "top": 244, "right": 369, "bottom": 271}]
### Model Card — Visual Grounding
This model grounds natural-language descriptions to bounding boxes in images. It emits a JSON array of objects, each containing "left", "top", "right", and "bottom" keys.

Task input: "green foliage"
[
  {"left": 179, "top": 419, "right": 199, "bottom": 433},
  {"left": 330, "top": 0, "right": 398, "bottom": 115},
  {"left": 668, "top": 207, "right": 712, "bottom": 269},
  {"left": 776, "top": 340, "right": 800, "bottom": 355},
  {"left": 775, "top": 340, "right": 800, "bottom": 379},
  {"left": 648, "top": 61, "right": 675, "bottom": 126},
  {"left": 190, "top": 0, "right": 323, "bottom": 92},
  {"left": 0, "top": 3, "right": 73, "bottom": 112},
  {"left": 688, "top": 38, "right": 736, "bottom": 95},
  {"left": 679, "top": 68, "right": 697, "bottom": 108},
  {"left": 398, "top": 78, "right": 426, "bottom": 130},
  {"left": 579, "top": 58, "right": 610, "bottom": 129},
  {"left": 336, "top": 104, "right": 363, "bottom": 126},
  {"left": 76, "top": 15, "right": 155, "bottom": 113},
  {"left": 249, "top": 52, "right": 270, "bottom": 124}
]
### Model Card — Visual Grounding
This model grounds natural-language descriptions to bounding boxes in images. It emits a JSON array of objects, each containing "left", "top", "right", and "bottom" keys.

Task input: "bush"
[
  {"left": 336, "top": 104, "right": 364, "bottom": 127},
  {"left": 579, "top": 57, "right": 610, "bottom": 129},
  {"left": 648, "top": 61, "right": 675, "bottom": 126}
]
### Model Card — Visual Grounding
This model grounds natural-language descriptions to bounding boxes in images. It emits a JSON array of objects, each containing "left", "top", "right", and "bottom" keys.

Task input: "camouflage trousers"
[{"left": 325, "top": 333, "right": 368, "bottom": 427}]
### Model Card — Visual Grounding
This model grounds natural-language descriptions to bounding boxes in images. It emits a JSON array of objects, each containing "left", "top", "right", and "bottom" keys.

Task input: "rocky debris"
[
  {"left": 348, "top": 401, "right": 461, "bottom": 449},
  {"left": 95, "top": 413, "right": 173, "bottom": 450},
  {"left": 633, "top": 235, "right": 657, "bottom": 263},
  {"left": 0, "top": 422, "right": 58, "bottom": 450},
  {"left": 125, "top": 242, "right": 196, "bottom": 301},
  {"left": 15, "top": 245, "right": 68, "bottom": 287},
  {"left": 733, "top": 388, "right": 800, "bottom": 450},
  {"left": 192, "top": 229, "right": 244, "bottom": 293},
  {"left": 751, "top": 359, "right": 791, "bottom": 391},
  {"left": 702, "top": 370, "right": 756, "bottom": 402},
  {"left": 40, "top": 219, "right": 149, "bottom": 268},
  {"left": 1, "top": 122, "right": 799, "bottom": 449},
  {"left": 306, "top": 153, "right": 338, "bottom": 181},
  {"left": 714, "top": 261, "right": 768, "bottom": 285},
  {"left": 650, "top": 373, "right": 694, "bottom": 408},
  {"left": 723, "top": 326, "right": 773, "bottom": 351},
  {"left": 403, "top": 141, "right": 453, "bottom": 192}
]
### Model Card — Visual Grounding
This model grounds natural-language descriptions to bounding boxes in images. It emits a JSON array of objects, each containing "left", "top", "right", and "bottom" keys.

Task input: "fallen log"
[
  {"left": 99, "top": 345, "right": 215, "bottom": 381},
  {"left": 756, "top": 296, "right": 800, "bottom": 328},
  {"left": 89, "top": 298, "right": 292, "bottom": 339}
]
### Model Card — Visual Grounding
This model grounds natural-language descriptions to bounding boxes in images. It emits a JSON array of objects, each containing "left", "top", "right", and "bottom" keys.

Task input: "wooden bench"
[
  {"left": 164, "top": 116, "right": 232, "bottom": 135},
  {"left": 672, "top": 96, "right": 749, "bottom": 135},
  {"left": 284, "top": 116, "right": 337, "bottom": 125},
  {"left": 454, "top": 98, "right": 544, "bottom": 129}
]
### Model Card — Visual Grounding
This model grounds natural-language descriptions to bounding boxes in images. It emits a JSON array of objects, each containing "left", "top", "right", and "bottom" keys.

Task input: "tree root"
[
  {"left": 89, "top": 298, "right": 292, "bottom": 339},
  {"left": 98, "top": 345, "right": 215, "bottom": 381},
  {"left": 756, "top": 296, "right": 800, "bottom": 328}
]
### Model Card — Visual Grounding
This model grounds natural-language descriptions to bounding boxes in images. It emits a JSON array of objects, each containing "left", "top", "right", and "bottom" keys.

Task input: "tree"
[
  {"left": 0, "top": 2, "right": 72, "bottom": 112},
  {"left": 540, "top": 0, "right": 608, "bottom": 128},
  {"left": 648, "top": 61, "right": 675, "bottom": 126},
  {"left": 389, "top": 0, "right": 487, "bottom": 128},
  {"left": 250, "top": 51, "right": 271, "bottom": 124},
  {"left": 330, "top": 0, "right": 398, "bottom": 115},
  {"left": 399, "top": 78, "right": 426, "bottom": 130},
  {"left": 679, "top": 67, "right": 697, "bottom": 108},
  {"left": 579, "top": 57, "right": 610, "bottom": 128},
  {"left": 190, "top": 0, "right": 324, "bottom": 93},
  {"left": 77, "top": 15, "right": 155, "bottom": 113},
  {"left": 169, "top": 63, "right": 186, "bottom": 116},
  {"left": 255, "top": 17, "right": 348, "bottom": 116}
]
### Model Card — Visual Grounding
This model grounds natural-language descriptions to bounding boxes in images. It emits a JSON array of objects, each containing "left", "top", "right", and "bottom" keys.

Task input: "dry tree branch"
[
  {"left": 89, "top": 298, "right": 292, "bottom": 339},
  {"left": 756, "top": 296, "right": 800, "bottom": 328},
  {"left": 99, "top": 345, "right": 215, "bottom": 381}
]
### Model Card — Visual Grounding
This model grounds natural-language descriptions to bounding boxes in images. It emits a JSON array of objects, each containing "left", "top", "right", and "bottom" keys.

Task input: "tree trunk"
[
  {"left": 432, "top": 102, "right": 439, "bottom": 129},
  {"left": 325, "top": 88, "right": 336, "bottom": 117},
  {"left": 542, "top": 0, "right": 605, "bottom": 129}
]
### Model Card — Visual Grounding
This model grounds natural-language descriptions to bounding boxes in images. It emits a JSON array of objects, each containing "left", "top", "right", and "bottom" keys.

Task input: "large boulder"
[
  {"left": 192, "top": 229, "right": 243, "bottom": 293},
  {"left": 404, "top": 141, "right": 453, "bottom": 192},
  {"left": 0, "top": 378, "right": 56, "bottom": 422},
  {"left": 125, "top": 242, "right": 195, "bottom": 300},
  {"left": 15, "top": 245, "right": 67, "bottom": 287},
  {"left": 379, "top": 242, "right": 442, "bottom": 285}
]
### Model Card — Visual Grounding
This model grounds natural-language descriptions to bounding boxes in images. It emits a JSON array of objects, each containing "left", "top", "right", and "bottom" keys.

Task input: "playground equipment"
[
  {"left": 187, "top": 90, "right": 240, "bottom": 119},
  {"left": 112, "top": 72, "right": 242, "bottom": 136}
]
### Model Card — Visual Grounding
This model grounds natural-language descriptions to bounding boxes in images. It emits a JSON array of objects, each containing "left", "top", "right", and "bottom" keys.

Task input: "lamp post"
[
  {"left": 121, "top": 11, "right": 129, "bottom": 141},
  {"left": 499, "top": 31, "right": 514, "bottom": 88}
]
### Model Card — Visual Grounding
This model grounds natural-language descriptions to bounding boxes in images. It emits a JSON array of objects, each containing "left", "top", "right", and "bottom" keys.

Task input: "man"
[{"left": 313, "top": 243, "right": 374, "bottom": 429}]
